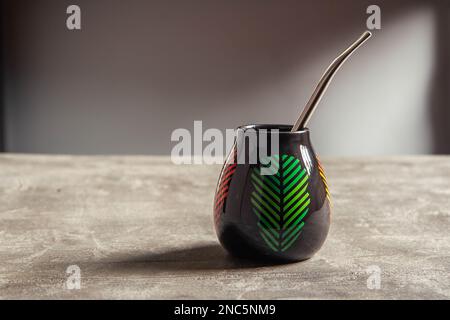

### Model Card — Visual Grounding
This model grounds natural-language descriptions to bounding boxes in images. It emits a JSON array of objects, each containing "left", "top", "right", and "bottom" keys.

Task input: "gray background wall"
[{"left": 2, "top": 0, "right": 449, "bottom": 156}]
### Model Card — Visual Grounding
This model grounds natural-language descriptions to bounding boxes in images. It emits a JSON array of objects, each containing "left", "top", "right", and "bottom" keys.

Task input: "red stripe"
[
  {"left": 217, "top": 175, "right": 233, "bottom": 192},
  {"left": 214, "top": 194, "right": 227, "bottom": 210},
  {"left": 215, "top": 187, "right": 229, "bottom": 204},
  {"left": 215, "top": 185, "right": 229, "bottom": 202},
  {"left": 220, "top": 165, "right": 236, "bottom": 182},
  {"left": 214, "top": 191, "right": 229, "bottom": 209},
  {"left": 214, "top": 148, "right": 237, "bottom": 228},
  {"left": 216, "top": 166, "right": 236, "bottom": 196},
  {"left": 221, "top": 164, "right": 236, "bottom": 178}
]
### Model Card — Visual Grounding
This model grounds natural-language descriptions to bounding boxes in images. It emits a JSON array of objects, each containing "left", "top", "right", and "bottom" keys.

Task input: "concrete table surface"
[{"left": 0, "top": 154, "right": 449, "bottom": 299}]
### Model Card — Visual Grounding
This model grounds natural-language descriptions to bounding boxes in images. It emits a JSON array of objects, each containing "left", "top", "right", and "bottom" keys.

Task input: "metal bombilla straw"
[{"left": 291, "top": 31, "right": 372, "bottom": 132}]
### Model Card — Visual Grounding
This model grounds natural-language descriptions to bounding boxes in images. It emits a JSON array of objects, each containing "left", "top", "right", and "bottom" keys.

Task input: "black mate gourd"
[{"left": 213, "top": 32, "right": 371, "bottom": 261}]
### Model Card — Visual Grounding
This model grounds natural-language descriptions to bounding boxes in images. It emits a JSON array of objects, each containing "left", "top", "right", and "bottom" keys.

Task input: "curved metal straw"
[{"left": 291, "top": 31, "right": 372, "bottom": 132}]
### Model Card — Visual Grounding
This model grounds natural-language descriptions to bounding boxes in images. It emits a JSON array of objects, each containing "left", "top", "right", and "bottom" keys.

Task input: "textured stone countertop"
[{"left": 0, "top": 154, "right": 449, "bottom": 299}]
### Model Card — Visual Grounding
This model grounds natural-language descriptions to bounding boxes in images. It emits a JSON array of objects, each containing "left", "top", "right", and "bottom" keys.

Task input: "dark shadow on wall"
[
  {"left": 0, "top": 3, "right": 4, "bottom": 152},
  {"left": 429, "top": 0, "right": 450, "bottom": 154},
  {"left": 1, "top": 0, "right": 444, "bottom": 154}
]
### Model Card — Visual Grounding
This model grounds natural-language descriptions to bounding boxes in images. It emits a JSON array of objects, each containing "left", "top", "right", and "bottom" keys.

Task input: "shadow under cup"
[{"left": 213, "top": 124, "right": 331, "bottom": 262}]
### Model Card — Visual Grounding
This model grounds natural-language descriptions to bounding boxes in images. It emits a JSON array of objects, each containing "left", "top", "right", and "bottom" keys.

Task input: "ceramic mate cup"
[{"left": 213, "top": 124, "right": 331, "bottom": 262}]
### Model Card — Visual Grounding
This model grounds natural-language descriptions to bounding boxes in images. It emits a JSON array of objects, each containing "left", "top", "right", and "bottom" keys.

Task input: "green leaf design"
[{"left": 251, "top": 154, "right": 310, "bottom": 252}]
